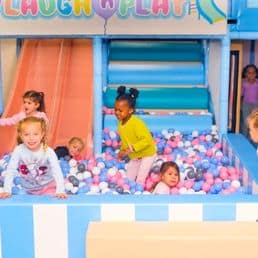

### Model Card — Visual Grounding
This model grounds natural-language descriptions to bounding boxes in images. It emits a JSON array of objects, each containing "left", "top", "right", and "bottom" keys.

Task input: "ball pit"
[{"left": 0, "top": 127, "right": 244, "bottom": 195}]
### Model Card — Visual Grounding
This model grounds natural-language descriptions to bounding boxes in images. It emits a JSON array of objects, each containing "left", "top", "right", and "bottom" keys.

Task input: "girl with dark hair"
[
  {"left": 115, "top": 86, "right": 156, "bottom": 185},
  {"left": 241, "top": 64, "right": 258, "bottom": 136},
  {"left": 0, "top": 90, "right": 48, "bottom": 126}
]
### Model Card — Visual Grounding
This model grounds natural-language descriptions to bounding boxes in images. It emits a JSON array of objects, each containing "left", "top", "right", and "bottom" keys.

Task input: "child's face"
[
  {"left": 246, "top": 67, "right": 257, "bottom": 82},
  {"left": 23, "top": 97, "right": 40, "bottom": 115},
  {"left": 20, "top": 122, "right": 44, "bottom": 151},
  {"left": 114, "top": 100, "right": 133, "bottom": 123},
  {"left": 161, "top": 167, "right": 179, "bottom": 188},
  {"left": 68, "top": 142, "right": 83, "bottom": 157},
  {"left": 249, "top": 120, "right": 258, "bottom": 143}
]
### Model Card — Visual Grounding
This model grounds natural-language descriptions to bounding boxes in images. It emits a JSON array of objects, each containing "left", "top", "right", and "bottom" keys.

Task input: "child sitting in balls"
[
  {"left": 247, "top": 109, "right": 258, "bottom": 152},
  {"left": 54, "top": 137, "right": 85, "bottom": 161},
  {"left": 115, "top": 86, "right": 156, "bottom": 185},
  {"left": 152, "top": 161, "right": 180, "bottom": 194}
]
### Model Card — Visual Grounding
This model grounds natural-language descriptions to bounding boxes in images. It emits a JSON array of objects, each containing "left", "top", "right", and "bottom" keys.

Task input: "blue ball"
[
  {"left": 11, "top": 186, "right": 20, "bottom": 195},
  {"left": 78, "top": 163, "right": 86, "bottom": 172},
  {"left": 221, "top": 156, "right": 230, "bottom": 166},
  {"left": 222, "top": 181, "right": 231, "bottom": 189},
  {"left": 214, "top": 182, "right": 223, "bottom": 192},
  {"left": 68, "top": 175, "right": 79, "bottom": 187},
  {"left": 78, "top": 185, "right": 90, "bottom": 193},
  {"left": 13, "top": 176, "right": 21, "bottom": 185},
  {"left": 135, "top": 184, "right": 144, "bottom": 192},
  {"left": 193, "top": 182, "right": 202, "bottom": 191}
]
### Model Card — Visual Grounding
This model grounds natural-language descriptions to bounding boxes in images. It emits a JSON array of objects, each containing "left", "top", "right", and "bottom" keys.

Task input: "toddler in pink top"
[
  {"left": 0, "top": 90, "right": 48, "bottom": 126},
  {"left": 152, "top": 161, "right": 180, "bottom": 194}
]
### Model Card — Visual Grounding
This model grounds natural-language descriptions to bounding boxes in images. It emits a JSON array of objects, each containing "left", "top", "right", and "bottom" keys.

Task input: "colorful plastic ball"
[
  {"left": 195, "top": 169, "right": 204, "bottom": 181},
  {"left": 69, "top": 159, "right": 77, "bottom": 167},
  {"left": 185, "top": 167, "right": 195, "bottom": 179},
  {"left": 135, "top": 184, "right": 144, "bottom": 192},
  {"left": 68, "top": 175, "right": 80, "bottom": 187},
  {"left": 78, "top": 163, "right": 86, "bottom": 172},
  {"left": 115, "top": 186, "right": 124, "bottom": 194},
  {"left": 221, "top": 156, "right": 230, "bottom": 166},
  {"left": 64, "top": 155, "right": 71, "bottom": 161},
  {"left": 65, "top": 182, "right": 73, "bottom": 191},
  {"left": 108, "top": 182, "right": 116, "bottom": 189}
]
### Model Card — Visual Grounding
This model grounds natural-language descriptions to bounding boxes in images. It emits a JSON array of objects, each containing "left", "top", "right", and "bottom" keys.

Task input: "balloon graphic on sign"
[{"left": 92, "top": 0, "right": 119, "bottom": 33}]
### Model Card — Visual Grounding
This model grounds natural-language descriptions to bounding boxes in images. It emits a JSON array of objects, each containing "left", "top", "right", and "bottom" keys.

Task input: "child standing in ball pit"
[
  {"left": 241, "top": 64, "right": 258, "bottom": 137},
  {"left": 152, "top": 161, "right": 180, "bottom": 194},
  {"left": 247, "top": 109, "right": 258, "bottom": 153},
  {"left": 0, "top": 90, "right": 48, "bottom": 125},
  {"left": 54, "top": 137, "right": 85, "bottom": 161},
  {"left": 0, "top": 117, "right": 67, "bottom": 199},
  {"left": 115, "top": 86, "right": 156, "bottom": 185}
]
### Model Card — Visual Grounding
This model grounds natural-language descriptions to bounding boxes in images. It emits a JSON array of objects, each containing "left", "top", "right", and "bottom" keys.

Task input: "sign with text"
[{"left": 0, "top": 0, "right": 227, "bottom": 36}]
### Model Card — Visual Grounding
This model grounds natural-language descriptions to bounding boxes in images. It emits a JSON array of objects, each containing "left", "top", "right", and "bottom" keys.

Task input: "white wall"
[
  {"left": 0, "top": 39, "right": 17, "bottom": 108},
  {"left": 208, "top": 40, "right": 222, "bottom": 127}
]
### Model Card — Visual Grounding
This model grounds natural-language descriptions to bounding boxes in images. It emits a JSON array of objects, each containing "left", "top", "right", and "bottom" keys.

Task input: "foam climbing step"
[
  {"left": 108, "top": 62, "right": 204, "bottom": 85},
  {"left": 87, "top": 222, "right": 258, "bottom": 258},
  {"left": 104, "top": 87, "right": 209, "bottom": 109},
  {"left": 109, "top": 40, "right": 203, "bottom": 62},
  {"left": 103, "top": 114, "right": 213, "bottom": 132}
]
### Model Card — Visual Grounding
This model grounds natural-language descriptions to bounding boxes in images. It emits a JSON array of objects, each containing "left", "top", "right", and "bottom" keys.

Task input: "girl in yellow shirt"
[{"left": 115, "top": 86, "right": 156, "bottom": 185}]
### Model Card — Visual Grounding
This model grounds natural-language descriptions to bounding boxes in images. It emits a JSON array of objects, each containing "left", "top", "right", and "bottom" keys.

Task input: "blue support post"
[
  {"left": 93, "top": 37, "right": 103, "bottom": 155},
  {"left": 219, "top": 33, "right": 230, "bottom": 136},
  {"left": 102, "top": 39, "right": 108, "bottom": 90}
]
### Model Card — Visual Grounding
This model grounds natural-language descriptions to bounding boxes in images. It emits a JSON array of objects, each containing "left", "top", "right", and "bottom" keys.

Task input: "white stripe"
[
  {"left": 168, "top": 203, "right": 203, "bottom": 221},
  {"left": 101, "top": 204, "right": 135, "bottom": 221},
  {"left": 33, "top": 204, "right": 68, "bottom": 258},
  {"left": 236, "top": 203, "right": 258, "bottom": 221}
]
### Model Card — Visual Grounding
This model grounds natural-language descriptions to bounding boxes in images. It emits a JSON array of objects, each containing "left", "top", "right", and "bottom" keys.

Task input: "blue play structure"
[{"left": 1, "top": 1, "right": 258, "bottom": 258}]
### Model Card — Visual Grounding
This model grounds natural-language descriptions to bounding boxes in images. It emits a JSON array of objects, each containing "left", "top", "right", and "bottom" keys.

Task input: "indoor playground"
[{"left": 0, "top": 1, "right": 258, "bottom": 258}]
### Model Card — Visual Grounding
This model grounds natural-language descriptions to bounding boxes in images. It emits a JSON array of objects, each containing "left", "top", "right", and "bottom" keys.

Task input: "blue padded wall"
[
  {"left": 109, "top": 40, "right": 203, "bottom": 62},
  {"left": 104, "top": 87, "right": 209, "bottom": 109},
  {"left": 108, "top": 63, "right": 204, "bottom": 85}
]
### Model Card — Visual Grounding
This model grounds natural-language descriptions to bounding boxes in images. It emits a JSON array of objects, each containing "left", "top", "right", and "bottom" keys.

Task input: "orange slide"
[{"left": 0, "top": 39, "right": 93, "bottom": 157}]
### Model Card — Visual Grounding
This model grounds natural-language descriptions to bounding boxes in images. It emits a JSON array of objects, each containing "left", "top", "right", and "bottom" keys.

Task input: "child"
[
  {"left": 247, "top": 108, "right": 258, "bottom": 146},
  {"left": 0, "top": 117, "right": 67, "bottom": 199},
  {"left": 152, "top": 161, "right": 180, "bottom": 194},
  {"left": 0, "top": 90, "right": 48, "bottom": 125},
  {"left": 115, "top": 86, "right": 156, "bottom": 185},
  {"left": 241, "top": 64, "right": 258, "bottom": 136},
  {"left": 54, "top": 137, "right": 85, "bottom": 161}
]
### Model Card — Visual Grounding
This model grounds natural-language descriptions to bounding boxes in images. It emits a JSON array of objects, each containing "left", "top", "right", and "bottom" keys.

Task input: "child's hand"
[
  {"left": 0, "top": 192, "right": 11, "bottom": 199},
  {"left": 55, "top": 193, "right": 68, "bottom": 199},
  {"left": 117, "top": 148, "right": 132, "bottom": 160}
]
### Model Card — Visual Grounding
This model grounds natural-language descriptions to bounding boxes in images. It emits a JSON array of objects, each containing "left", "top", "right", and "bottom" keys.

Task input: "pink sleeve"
[
  {"left": 153, "top": 182, "right": 170, "bottom": 194},
  {"left": 0, "top": 112, "right": 25, "bottom": 126},
  {"left": 36, "top": 112, "right": 49, "bottom": 124}
]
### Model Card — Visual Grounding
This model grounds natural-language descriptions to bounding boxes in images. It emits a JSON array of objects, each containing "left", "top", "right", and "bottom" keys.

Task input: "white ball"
[
  {"left": 184, "top": 141, "right": 191, "bottom": 148},
  {"left": 69, "top": 167, "right": 78, "bottom": 175},
  {"left": 134, "top": 191, "right": 142, "bottom": 195},
  {"left": 178, "top": 141, "right": 184, "bottom": 148},
  {"left": 179, "top": 187, "right": 187, "bottom": 194},
  {"left": 99, "top": 182, "right": 108, "bottom": 190},
  {"left": 108, "top": 168, "right": 117, "bottom": 177},
  {"left": 192, "top": 130, "right": 199, "bottom": 138},
  {"left": 186, "top": 189, "right": 195, "bottom": 194},
  {"left": 174, "top": 130, "right": 181, "bottom": 136},
  {"left": 83, "top": 171, "right": 92, "bottom": 179},
  {"left": 65, "top": 182, "right": 73, "bottom": 191},
  {"left": 92, "top": 167, "right": 101, "bottom": 175},
  {"left": 97, "top": 162, "right": 105, "bottom": 169},
  {"left": 161, "top": 129, "right": 168, "bottom": 136},
  {"left": 0, "top": 187, "right": 3, "bottom": 194},
  {"left": 101, "top": 188, "right": 111, "bottom": 194},
  {"left": 76, "top": 173, "right": 84, "bottom": 181},
  {"left": 90, "top": 185, "right": 100, "bottom": 193},
  {"left": 231, "top": 180, "right": 241, "bottom": 188},
  {"left": 143, "top": 191, "right": 151, "bottom": 195},
  {"left": 71, "top": 187, "right": 79, "bottom": 194},
  {"left": 69, "top": 159, "right": 77, "bottom": 167},
  {"left": 79, "top": 182, "right": 86, "bottom": 188},
  {"left": 109, "top": 131, "right": 117, "bottom": 139},
  {"left": 205, "top": 135, "right": 212, "bottom": 141}
]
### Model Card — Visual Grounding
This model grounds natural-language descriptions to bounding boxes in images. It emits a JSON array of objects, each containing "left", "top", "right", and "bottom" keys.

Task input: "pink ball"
[
  {"left": 199, "top": 135, "right": 206, "bottom": 141},
  {"left": 184, "top": 180, "right": 193, "bottom": 189},
  {"left": 145, "top": 180, "right": 154, "bottom": 191},
  {"left": 93, "top": 175, "right": 100, "bottom": 184},
  {"left": 164, "top": 147, "right": 172, "bottom": 154},
  {"left": 123, "top": 184, "right": 130, "bottom": 191},
  {"left": 215, "top": 178, "right": 223, "bottom": 184},
  {"left": 228, "top": 186, "right": 237, "bottom": 193},
  {"left": 204, "top": 172, "right": 213, "bottom": 180},
  {"left": 206, "top": 149, "right": 213, "bottom": 157},
  {"left": 230, "top": 174, "right": 239, "bottom": 181},
  {"left": 155, "top": 138, "right": 161, "bottom": 143},
  {"left": 185, "top": 157, "right": 193, "bottom": 165},
  {"left": 192, "top": 139, "right": 199, "bottom": 146},
  {"left": 117, "top": 178, "right": 125, "bottom": 186},
  {"left": 202, "top": 182, "right": 210, "bottom": 192},
  {"left": 177, "top": 181, "right": 184, "bottom": 188},
  {"left": 112, "top": 141, "right": 119, "bottom": 148},
  {"left": 87, "top": 163, "right": 94, "bottom": 171},
  {"left": 150, "top": 173, "right": 160, "bottom": 183},
  {"left": 215, "top": 143, "right": 222, "bottom": 150},
  {"left": 228, "top": 167, "right": 236, "bottom": 175},
  {"left": 222, "top": 189, "right": 230, "bottom": 195},
  {"left": 206, "top": 177, "right": 214, "bottom": 185},
  {"left": 103, "top": 128, "right": 109, "bottom": 134},
  {"left": 219, "top": 171, "right": 228, "bottom": 180},
  {"left": 105, "top": 139, "right": 112, "bottom": 146},
  {"left": 170, "top": 141, "right": 178, "bottom": 148},
  {"left": 170, "top": 187, "right": 179, "bottom": 194}
]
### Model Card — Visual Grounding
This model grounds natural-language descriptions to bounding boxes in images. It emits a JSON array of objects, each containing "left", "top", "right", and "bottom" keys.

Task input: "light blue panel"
[
  {"left": 104, "top": 87, "right": 208, "bottom": 109},
  {"left": 0, "top": 204, "right": 34, "bottom": 258},
  {"left": 104, "top": 114, "right": 213, "bottom": 132},
  {"left": 108, "top": 63, "right": 204, "bottom": 85},
  {"left": 109, "top": 40, "right": 202, "bottom": 62},
  {"left": 135, "top": 204, "right": 169, "bottom": 221},
  {"left": 67, "top": 205, "right": 101, "bottom": 258},
  {"left": 0, "top": 46, "right": 3, "bottom": 115},
  {"left": 224, "top": 134, "right": 258, "bottom": 183},
  {"left": 203, "top": 203, "right": 236, "bottom": 221}
]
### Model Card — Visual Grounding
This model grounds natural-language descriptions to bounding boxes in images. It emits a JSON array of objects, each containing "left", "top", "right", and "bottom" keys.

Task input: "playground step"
[{"left": 87, "top": 222, "right": 258, "bottom": 258}]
